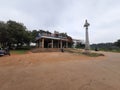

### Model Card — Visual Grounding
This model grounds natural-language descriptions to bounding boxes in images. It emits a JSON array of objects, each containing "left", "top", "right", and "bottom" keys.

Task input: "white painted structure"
[{"left": 84, "top": 20, "right": 90, "bottom": 51}]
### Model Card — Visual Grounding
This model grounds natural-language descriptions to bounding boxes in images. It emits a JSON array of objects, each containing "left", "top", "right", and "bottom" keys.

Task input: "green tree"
[
  {"left": 6, "top": 20, "right": 33, "bottom": 48},
  {"left": 75, "top": 42, "right": 85, "bottom": 48},
  {"left": 0, "top": 21, "right": 9, "bottom": 47},
  {"left": 31, "top": 30, "right": 38, "bottom": 42},
  {"left": 114, "top": 39, "right": 120, "bottom": 48}
]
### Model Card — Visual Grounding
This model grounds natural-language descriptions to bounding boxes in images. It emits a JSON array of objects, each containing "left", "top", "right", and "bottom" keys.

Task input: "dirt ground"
[{"left": 0, "top": 51, "right": 120, "bottom": 90}]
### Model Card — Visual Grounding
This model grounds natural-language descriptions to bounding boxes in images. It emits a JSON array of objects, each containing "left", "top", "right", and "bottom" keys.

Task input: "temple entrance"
[
  {"left": 36, "top": 38, "right": 72, "bottom": 48},
  {"left": 44, "top": 39, "right": 51, "bottom": 48}
]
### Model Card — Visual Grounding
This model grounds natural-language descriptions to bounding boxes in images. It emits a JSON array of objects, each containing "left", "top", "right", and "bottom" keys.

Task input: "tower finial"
[{"left": 84, "top": 19, "right": 90, "bottom": 28}]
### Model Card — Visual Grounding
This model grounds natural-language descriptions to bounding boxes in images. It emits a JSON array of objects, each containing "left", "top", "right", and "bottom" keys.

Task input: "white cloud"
[{"left": 0, "top": 0, "right": 120, "bottom": 43}]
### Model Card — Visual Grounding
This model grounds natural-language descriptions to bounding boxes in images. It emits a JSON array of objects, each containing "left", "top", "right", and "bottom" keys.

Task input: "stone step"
[{"left": 31, "top": 48, "right": 61, "bottom": 53}]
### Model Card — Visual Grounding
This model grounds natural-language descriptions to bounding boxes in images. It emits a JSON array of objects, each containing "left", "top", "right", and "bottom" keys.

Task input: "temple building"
[{"left": 35, "top": 30, "right": 73, "bottom": 48}]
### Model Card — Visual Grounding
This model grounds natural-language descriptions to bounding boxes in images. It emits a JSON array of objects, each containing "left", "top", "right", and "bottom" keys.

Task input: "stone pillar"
[
  {"left": 58, "top": 40, "right": 59, "bottom": 48},
  {"left": 40, "top": 39, "right": 42, "bottom": 48},
  {"left": 66, "top": 41, "right": 68, "bottom": 48},
  {"left": 38, "top": 39, "right": 41, "bottom": 48},
  {"left": 60, "top": 40, "right": 62, "bottom": 49},
  {"left": 51, "top": 40, "right": 53, "bottom": 48},
  {"left": 42, "top": 38, "right": 44, "bottom": 48}
]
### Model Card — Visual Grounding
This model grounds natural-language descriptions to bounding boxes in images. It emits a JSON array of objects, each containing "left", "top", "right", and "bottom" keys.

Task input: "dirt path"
[{"left": 0, "top": 52, "right": 120, "bottom": 90}]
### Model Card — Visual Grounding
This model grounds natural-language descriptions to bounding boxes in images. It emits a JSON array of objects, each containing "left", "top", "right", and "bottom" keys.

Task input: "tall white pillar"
[
  {"left": 85, "top": 27, "right": 90, "bottom": 50},
  {"left": 84, "top": 20, "right": 90, "bottom": 51}
]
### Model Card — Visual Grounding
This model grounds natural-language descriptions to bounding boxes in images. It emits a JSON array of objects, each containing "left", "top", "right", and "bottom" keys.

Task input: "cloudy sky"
[{"left": 0, "top": 0, "right": 120, "bottom": 44}]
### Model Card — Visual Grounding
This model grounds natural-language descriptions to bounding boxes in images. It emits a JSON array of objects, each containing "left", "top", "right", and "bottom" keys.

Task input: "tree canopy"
[{"left": 0, "top": 20, "right": 33, "bottom": 48}]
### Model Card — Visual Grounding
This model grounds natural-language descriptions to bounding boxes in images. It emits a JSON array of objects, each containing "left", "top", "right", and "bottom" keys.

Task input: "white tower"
[{"left": 84, "top": 20, "right": 90, "bottom": 51}]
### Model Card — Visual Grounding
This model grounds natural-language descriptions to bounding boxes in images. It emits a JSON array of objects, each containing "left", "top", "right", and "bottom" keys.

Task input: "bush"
[{"left": 15, "top": 46, "right": 36, "bottom": 50}]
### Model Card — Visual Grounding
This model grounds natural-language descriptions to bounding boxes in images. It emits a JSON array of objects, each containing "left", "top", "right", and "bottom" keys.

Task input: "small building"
[{"left": 35, "top": 30, "right": 73, "bottom": 48}]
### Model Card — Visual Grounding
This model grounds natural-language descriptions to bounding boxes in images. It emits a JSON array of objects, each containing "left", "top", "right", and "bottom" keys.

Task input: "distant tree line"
[
  {"left": 114, "top": 39, "right": 120, "bottom": 48},
  {"left": 74, "top": 39, "right": 120, "bottom": 50},
  {"left": 91, "top": 39, "right": 120, "bottom": 51}
]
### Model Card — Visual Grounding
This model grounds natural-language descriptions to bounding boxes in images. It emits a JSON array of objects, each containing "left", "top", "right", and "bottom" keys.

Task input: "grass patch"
[
  {"left": 65, "top": 48, "right": 104, "bottom": 57},
  {"left": 11, "top": 50, "right": 29, "bottom": 54},
  {"left": 97, "top": 49, "right": 120, "bottom": 53},
  {"left": 82, "top": 52, "right": 104, "bottom": 57}
]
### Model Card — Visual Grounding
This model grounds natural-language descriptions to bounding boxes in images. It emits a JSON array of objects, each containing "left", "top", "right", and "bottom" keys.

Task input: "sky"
[{"left": 0, "top": 0, "right": 120, "bottom": 44}]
